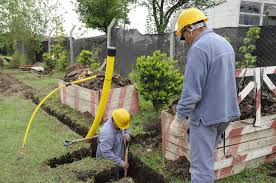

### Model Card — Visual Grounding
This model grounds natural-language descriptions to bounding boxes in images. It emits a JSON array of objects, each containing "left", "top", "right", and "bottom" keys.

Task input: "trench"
[
  {"left": 72, "top": 153, "right": 168, "bottom": 183},
  {"left": 46, "top": 138, "right": 97, "bottom": 168}
]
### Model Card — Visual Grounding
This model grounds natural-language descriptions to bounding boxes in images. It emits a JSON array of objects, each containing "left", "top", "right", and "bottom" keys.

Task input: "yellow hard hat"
[
  {"left": 176, "top": 8, "right": 208, "bottom": 37},
  {"left": 112, "top": 108, "right": 130, "bottom": 130}
]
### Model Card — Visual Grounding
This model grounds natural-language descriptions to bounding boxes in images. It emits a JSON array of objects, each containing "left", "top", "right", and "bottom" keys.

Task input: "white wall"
[
  {"left": 206, "top": 0, "right": 276, "bottom": 28},
  {"left": 206, "top": 0, "right": 241, "bottom": 28}
]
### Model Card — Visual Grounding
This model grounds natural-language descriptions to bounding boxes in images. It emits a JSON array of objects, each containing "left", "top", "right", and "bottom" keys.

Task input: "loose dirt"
[
  {"left": 64, "top": 69, "right": 133, "bottom": 91},
  {"left": 0, "top": 74, "right": 33, "bottom": 98},
  {"left": 169, "top": 89, "right": 276, "bottom": 120}
]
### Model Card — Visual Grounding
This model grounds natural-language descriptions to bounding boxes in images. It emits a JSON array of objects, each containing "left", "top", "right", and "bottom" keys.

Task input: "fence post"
[
  {"left": 99, "top": 18, "right": 117, "bottom": 70},
  {"left": 48, "top": 29, "right": 54, "bottom": 53},
  {"left": 254, "top": 68, "right": 262, "bottom": 127},
  {"left": 170, "top": 11, "right": 181, "bottom": 60},
  {"left": 107, "top": 18, "right": 116, "bottom": 48},
  {"left": 70, "top": 25, "right": 76, "bottom": 63}
]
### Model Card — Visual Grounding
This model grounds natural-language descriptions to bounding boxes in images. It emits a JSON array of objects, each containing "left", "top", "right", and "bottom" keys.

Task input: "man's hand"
[
  {"left": 124, "top": 134, "right": 131, "bottom": 143},
  {"left": 122, "top": 161, "right": 129, "bottom": 171},
  {"left": 169, "top": 115, "right": 188, "bottom": 137}
]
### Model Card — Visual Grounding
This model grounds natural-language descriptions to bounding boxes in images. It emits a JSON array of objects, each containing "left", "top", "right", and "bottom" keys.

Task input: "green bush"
[
  {"left": 55, "top": 50, "right": 68, "bottom": 71},
  {"left": 131, "top": 50, "right": 183, "bottom": 110},
  {"left": 236, "top": 27, "right": 261, "bottom": 69},
  {"left": 76, "top": 50, "right": 100, "bottom": 70},
  {"left": 42, "top": 52, "right": 55, "bottom": 72}
]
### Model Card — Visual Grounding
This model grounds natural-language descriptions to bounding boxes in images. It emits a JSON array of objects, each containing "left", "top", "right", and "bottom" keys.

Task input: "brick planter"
[
  {"left": 161, "top": 66, "right": 276, "bottom": 180},
  {"left": 58, "top": 80, "right": 139, "bottom": 120},
  {"left": 161, "top": 111, "right": 276, "bottom": 180}
]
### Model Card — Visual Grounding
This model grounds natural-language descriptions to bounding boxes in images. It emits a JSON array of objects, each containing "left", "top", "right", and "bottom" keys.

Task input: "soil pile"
[
  {"left": 64, "top": 69, "right": 133, "bottom": 91},
  {"left": 169, "top": 90, "right": 276, "bottom": 119}
]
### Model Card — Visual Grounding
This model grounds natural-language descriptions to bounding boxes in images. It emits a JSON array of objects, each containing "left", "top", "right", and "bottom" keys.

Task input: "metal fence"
[{"left": 17, "top": 26, "right": 276, "bottom": 77}]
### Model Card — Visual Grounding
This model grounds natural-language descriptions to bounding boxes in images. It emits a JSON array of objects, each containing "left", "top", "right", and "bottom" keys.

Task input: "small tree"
[
  {"left": 132, "top": 50, "right": 183, "bottom": 110},
  {"left": 236, "top": 27, "right": 261, "bottom": 69},
  {"left": 236, "top": 27, "right": 261, "bottom": 91},
  {"left": 77, "top": 50, "right": 100, "bottom": 70}
]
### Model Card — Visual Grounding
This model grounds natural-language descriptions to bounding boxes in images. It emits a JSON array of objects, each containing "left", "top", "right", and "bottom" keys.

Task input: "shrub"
[
  {"left": 77, "top": 50, "right": 100, "bottom": 70},
  {"left": 132, "top": 50, "right": 183, "bottom": 110},
  {"left": 42, "top": 52, "right": 55, "bottom": 72},
  {"left": 236, "top": 27, "right": 261, "bottom": 69}
]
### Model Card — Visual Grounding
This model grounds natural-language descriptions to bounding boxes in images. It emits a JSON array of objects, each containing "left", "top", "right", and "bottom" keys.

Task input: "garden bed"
[{"left": 59, "top": 71, "right": 139, "bottom": 121}]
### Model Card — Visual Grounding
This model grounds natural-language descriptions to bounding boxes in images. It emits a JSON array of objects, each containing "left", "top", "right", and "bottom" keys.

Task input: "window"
[
  {"left": 240, "top": 1, "right": 261, "bottom": 14},
  {"left": 239, "top": 14, "right": 260, "bottom": 25},
  {"left": 239, "top": 1, "right": 261, "bottom": 26},
  {"left": 263, "top": 3, "right": 276, "bottom": 25}
]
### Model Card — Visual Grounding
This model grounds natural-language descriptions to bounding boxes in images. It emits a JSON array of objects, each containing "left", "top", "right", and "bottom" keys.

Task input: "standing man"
[
  {"left": 96, "top": 108, "right": 131, "bottom": 173},
  {"left": 169, "top": 8, "right": 240, "bottom": 183}
]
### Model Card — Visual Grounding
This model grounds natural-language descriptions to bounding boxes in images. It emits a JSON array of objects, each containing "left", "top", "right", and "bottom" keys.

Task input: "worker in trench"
[
  {"left": 169, "top": 8, "right": 241, "bottom": 183},
  {"left": 96, "top": 108, "right": 131, "bottom": 176}
]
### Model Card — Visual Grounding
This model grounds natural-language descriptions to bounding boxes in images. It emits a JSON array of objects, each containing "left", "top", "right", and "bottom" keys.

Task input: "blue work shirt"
[
  {"left": 96, "top": 118, "right": 130, "bottom": 167},
  {"left": 176, "top": 28, "right": 241, "bottom": 126}
]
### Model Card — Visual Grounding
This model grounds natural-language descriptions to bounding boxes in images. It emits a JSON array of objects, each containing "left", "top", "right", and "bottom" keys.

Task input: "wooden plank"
[
  {"left": 237, "top": 81, "right": 254, "bottom": 103},
  {"left": 263, "top": 74, "right": 276, "bottom": 96},
  {"left": 224, "top": 114, "right": 276, "bottom": 138}
]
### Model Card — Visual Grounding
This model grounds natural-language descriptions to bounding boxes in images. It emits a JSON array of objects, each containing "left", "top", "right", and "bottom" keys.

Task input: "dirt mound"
[
  {"left": 64, "top": 69, "right": 133, "bottom": 91},
  {"left": 0, "top": 74, "right": 33, "bottom": 97},
  {"left": 169, "top": 90, "right": 276, "bottom": 120}
]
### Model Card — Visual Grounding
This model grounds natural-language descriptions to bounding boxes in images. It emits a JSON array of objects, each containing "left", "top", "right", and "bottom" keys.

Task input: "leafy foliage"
[
  {"left": 77, "top": 50, "right": 100, "bottom": 70},
  {"left": 0, "top": 0, "right": 62, "bottom": 61},
  {"left": 131, "top": 50, "right": 183, "bottom": 110},
  {"left": 137, "top": 0, "right": 225, "bottom": 34},
  {"left": 236, "top": 27, "right": 261, "bottom": 69},
  {"left": 43, "top": 28, "right": 68, "bottom": 72},
  {"left": 76, "top": 0, "right": 131, "bottom": 33}
]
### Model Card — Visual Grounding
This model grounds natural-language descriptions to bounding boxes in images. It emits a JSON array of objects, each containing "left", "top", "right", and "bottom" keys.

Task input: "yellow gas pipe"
[
  {"left": 85, "top": 47, "right": 116, "bottom": 139},
  {"left": 22, "top": 75, "right": 97, "bottom": 148}
]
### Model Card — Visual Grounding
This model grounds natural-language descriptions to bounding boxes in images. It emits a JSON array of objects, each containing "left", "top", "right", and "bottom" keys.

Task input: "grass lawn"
[{"left": 0, "top": 94, "right": 89, "bottom": 182}]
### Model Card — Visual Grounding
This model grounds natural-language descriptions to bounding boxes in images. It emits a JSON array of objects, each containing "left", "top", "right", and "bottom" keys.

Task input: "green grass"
[
  {"left": 0, "top": 95, "right": 89, "bottom": 182},
  {"left": 217, "top": 163, "right": 276, "bottom": 183}
]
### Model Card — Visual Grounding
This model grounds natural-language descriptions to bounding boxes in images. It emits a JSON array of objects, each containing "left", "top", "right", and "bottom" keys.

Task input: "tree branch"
[{"left": 152, "top": 0, "right": 160, "bottom": 31}]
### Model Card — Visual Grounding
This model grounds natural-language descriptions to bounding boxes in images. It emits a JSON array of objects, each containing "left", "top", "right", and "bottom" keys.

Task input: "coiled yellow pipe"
[
  {"left": 85, "top": 47, "right": 116, "bottom": 138},
  {"left": 22, "top": 75, "right": 97, "bottom": 148}
]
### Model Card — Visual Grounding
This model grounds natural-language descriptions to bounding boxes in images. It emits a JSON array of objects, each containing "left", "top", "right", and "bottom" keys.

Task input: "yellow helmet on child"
[
  {"left": 112, "top": 108, "right": 130, "bottom": 130},
  {"left": 176, "top": 8, "right": 208, "bottom": 37}
]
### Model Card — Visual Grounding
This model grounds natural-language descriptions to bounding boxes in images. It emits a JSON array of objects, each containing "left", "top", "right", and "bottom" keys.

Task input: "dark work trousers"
[{"left": 189, "top": 121, "right": 230, "bottom": 183}]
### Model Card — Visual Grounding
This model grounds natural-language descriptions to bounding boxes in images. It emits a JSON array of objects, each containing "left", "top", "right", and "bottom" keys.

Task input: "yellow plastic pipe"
[
  {"left": 85, "top": 47, "right": 116, "bottom": 138},
  {"left": 22, "top": 75, "right": 97, "bottom": 148}
]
